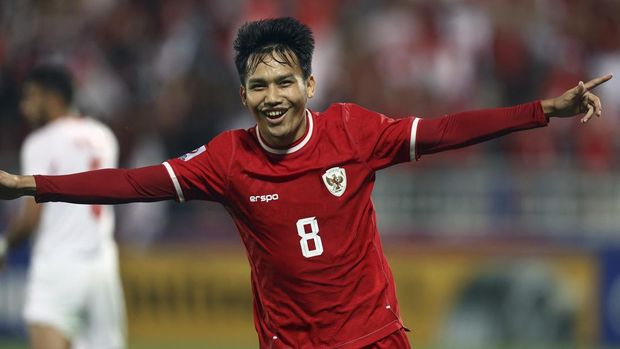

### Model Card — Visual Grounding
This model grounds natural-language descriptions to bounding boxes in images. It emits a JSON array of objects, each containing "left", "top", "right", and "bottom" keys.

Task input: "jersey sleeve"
[
  {"left": 163, "top": 132, "right": 233, "bottom": 202},
  {"left": 342, "top": 103, "right": 417, "bottom": 170},
  {"left": 35, "top": 165, "right": 177, "bottom": 204},
  {"left": 415, "top": 101, "right": 548, "bottom": 158}
]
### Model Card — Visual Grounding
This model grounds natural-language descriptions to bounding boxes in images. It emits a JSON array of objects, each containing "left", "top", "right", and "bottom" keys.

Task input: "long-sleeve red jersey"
[{"left": 35, "top": 101, "right": 547, "bottom": 348}]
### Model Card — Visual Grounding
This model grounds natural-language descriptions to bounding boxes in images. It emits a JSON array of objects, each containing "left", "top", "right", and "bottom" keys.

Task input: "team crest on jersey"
[
  {"left": 322, "top": 167, "right": 347, "bottom": 197},
  {"left": 179, "top": 145, "right": 206, "bottom": 161}
]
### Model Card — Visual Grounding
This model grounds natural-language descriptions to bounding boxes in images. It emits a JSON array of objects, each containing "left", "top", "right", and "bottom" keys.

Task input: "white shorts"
[{"left": 23, "top": 247, "right": 126, "bottom": 349}]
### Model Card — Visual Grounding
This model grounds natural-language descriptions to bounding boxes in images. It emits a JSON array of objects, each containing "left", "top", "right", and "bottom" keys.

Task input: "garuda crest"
[{"left": 322, "top": 167, "right": 347, "bottom": 197}]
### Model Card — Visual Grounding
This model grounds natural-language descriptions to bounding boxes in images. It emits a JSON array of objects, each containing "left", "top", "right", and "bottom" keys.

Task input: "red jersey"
[
  {"left": 34, "top": 101, "right": 547, "bottom": 348},
  {"left": 164, "top": 103, "right": 415, "bottom": 348}
]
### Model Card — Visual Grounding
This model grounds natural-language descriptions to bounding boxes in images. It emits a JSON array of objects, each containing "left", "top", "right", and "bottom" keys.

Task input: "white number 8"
[{"left": 296, "top": 217, "right": 323, "bottom": 258}]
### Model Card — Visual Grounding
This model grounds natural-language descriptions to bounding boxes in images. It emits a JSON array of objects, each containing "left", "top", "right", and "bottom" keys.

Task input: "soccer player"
[
  {"left": 0, "top": 65, "right": 125, "bottom": 349},
  {"left": 0, "top": 18, "right": 612, "bottom": 348}
]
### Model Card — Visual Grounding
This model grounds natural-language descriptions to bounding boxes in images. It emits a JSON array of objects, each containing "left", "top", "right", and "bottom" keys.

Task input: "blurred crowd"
[{"left": 1, "top": 0, "right": 619, "bottom": 244}]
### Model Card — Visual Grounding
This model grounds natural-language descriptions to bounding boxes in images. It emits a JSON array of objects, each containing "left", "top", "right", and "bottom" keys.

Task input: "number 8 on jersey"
[{"left": 296, "top": 217, "right": 323, "bottom": 258}]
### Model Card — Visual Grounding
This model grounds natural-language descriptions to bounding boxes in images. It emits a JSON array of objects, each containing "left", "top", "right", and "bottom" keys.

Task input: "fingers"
[
  {"left": 580, "top": 105, "right": 594, "bottom": 123},
  {"left": 574, "top": 81, "right": 586, "bottom": 96},
  {"left": 590, "top": 93, "right": 602, "bottom": 117},
  {"left": 584, "top": 73, "right": 613, "bottom": 91},
  {"left": 568, "top": 81, "right": 586, "bottom": 101},
  {"left": 580, "top": 92, "right": 603, "bottom": 123}
]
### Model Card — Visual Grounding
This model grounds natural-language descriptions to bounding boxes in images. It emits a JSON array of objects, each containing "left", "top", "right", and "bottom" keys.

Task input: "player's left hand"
[{"left": 541, "top": 74, "right": 613, "bottom": 123}]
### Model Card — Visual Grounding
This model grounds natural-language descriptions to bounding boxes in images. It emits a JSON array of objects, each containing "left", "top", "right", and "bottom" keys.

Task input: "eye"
[
  {"left": 249, "top": 84, "right": 265, "bottom": 91},
  {"left": 279, "top": 80, "right": 293, "bottom": 87}
]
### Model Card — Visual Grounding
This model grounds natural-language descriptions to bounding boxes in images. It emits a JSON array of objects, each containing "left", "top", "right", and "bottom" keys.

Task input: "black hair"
[
  {"left": 25, "top": 64, "right": 74, "bottom": 105},
  {"left": 233, "top": 17, "right": 315, "bottom": 85}
]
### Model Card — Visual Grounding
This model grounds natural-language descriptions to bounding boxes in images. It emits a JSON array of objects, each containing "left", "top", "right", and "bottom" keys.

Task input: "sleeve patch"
[{"left": 179, "top": 145, "right": 206, "bottom": 162}]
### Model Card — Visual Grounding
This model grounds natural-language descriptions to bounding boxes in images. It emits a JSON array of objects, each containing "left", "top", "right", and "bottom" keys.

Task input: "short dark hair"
[
  {"left": 25, "top": 64, "right": 74, "bottom": 105},
  {"left": 233, "top": 17, "right": 315, "bottom": 85}
]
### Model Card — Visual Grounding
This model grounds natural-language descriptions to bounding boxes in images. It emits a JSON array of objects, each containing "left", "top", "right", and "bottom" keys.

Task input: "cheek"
[
  {"left": 245, "top": 93, "right": 262, "bottom": 108},
  {"left": 287, "top": 88, "right": 307, "bottom": 104}
]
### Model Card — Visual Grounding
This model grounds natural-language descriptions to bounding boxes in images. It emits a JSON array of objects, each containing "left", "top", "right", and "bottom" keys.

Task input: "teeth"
[{"left": 265, "top": 110, "right": 285, "bottom": 118}]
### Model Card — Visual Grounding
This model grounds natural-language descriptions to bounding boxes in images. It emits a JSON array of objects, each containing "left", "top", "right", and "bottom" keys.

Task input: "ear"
[
  {"left": 239, "top": 85, "right": 247, "bottom": 106},
  {"left": 306, "top": 75, "right": 316, "bottom": 99}
]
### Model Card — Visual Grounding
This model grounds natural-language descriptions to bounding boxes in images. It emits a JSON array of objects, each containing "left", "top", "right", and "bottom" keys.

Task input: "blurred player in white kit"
[{"left": 0, "top": 64, "right": 126, "bottom": 349}]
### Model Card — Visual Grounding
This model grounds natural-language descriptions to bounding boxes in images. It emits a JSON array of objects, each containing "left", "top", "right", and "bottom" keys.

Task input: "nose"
[{"left": 264, "top": 85, "right": 282, "bottom": 105}]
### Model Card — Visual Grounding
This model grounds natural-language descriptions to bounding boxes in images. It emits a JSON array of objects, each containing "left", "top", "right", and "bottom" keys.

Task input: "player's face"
[
  {"left": 20, "top": 82, "right": 50, "bottom": 127},
  {"left": 240, "top": 52, "right": 315, "bottom": 148}
]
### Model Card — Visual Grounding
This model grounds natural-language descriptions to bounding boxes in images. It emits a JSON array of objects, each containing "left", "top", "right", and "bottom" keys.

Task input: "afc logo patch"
[
  {"left": 322, "top": 167, "right": 347, "bottom": 197},
  {"left": 179, "top": 145, "right": 206, "bottom": 161}
]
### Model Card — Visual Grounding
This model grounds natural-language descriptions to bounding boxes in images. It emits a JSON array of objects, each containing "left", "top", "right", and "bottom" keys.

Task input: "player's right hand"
[{"left": 0, "top": 170, "right": 23, "bottom": 200}]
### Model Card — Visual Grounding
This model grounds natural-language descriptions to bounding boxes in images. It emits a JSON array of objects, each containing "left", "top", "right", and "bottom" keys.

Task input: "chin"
[
  {"left": 265, "top": 124, "right": 288, "bottom": 135},
  {"left": 266, "top": 130, "right": 288, "bottom": 142}
]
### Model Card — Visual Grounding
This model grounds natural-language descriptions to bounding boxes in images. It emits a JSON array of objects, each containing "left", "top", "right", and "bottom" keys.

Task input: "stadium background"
[{"left": 0, "top": 0, "right": 619, "bottom": 348}]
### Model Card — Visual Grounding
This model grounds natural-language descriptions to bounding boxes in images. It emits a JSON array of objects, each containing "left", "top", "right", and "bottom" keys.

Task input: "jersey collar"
[{"left": 256, "top": 110, "right": 313, "bottom": 155}]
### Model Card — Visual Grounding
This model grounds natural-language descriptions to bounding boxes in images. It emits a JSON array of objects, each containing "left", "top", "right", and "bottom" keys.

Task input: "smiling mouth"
[{"left": 262, "top": 109, "right": 288, "bottom": 123}]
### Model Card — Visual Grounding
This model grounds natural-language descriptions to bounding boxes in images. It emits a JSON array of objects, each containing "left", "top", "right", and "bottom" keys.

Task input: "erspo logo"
[{"left": 249, "top": 194, "right": 279, "bottom": 203}]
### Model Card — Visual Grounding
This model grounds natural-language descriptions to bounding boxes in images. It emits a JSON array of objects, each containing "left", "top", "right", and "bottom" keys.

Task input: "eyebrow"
[{"left": 248, "top": 74, "right": 295, "bottom": 85}]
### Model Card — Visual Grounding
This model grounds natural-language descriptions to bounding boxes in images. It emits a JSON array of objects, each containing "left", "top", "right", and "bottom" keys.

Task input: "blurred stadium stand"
[{"left": 1, "top": 0, "right": 619, "bottom": 348}]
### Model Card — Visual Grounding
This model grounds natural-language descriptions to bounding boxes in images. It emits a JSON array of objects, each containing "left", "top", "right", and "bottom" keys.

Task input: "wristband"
[{"left": 0, "top": 235, "right": 7, "bottom": 258}]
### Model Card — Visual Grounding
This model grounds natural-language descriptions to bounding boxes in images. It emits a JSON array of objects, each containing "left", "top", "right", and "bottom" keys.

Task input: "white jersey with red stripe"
[{"left": 21, "top": 116, "right": 118, "bottom": 263}]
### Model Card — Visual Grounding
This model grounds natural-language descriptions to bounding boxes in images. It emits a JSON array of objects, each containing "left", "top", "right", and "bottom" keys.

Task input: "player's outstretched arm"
[
  {"left": 1, "top": 166, "right": 177, "bottom": 204},
  {"left": 0, "top": 170, "right": 35, "bottom": 200},
  {"left": 415, "top": 74, "right": 613, "bottom": 157},
  {"left": 540, "top": 74, "right": 613, "bottom": 123}
]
